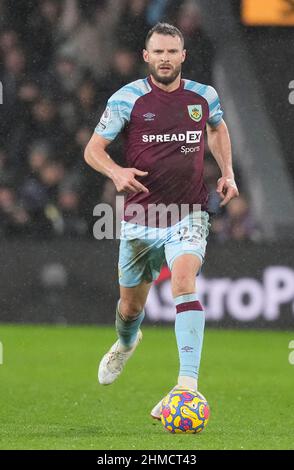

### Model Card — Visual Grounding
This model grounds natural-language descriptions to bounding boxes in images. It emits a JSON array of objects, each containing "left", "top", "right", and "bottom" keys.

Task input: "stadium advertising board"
[
  {"left": 242, "top": 0, "right": 294, "bottom": 26},
  {"left": 0, "top": 241, "right": 293, "bottom": 328}
]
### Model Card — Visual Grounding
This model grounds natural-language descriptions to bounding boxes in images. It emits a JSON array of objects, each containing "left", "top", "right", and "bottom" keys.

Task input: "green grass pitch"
[{"left": 0, "top": 324, "right": 293, "bottom": 450}]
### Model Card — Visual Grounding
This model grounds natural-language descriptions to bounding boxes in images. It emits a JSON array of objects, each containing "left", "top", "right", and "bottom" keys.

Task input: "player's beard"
[{"left": 149, "top": 63, "right": 182, "bottom": 85}]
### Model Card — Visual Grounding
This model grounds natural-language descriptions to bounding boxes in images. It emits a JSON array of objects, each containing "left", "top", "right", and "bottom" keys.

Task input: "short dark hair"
[{"left": 145, "top": 22, "right": 184, "bottom": 48}]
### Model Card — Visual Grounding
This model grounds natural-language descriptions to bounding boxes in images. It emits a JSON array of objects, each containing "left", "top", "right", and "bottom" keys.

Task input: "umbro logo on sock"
[{"left": 181, "top": 346, "right": 194, "bottom": 352}]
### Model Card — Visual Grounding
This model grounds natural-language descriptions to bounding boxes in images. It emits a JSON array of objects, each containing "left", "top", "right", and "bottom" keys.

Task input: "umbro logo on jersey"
[{"left": 143, "top": 112, "right": 156, "bottom": 121}]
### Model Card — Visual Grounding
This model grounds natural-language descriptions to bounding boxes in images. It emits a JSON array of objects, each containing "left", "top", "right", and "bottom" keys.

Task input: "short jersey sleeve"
[
  {"left": 94, "top": 79, "right": 152, "bottom": 141},
  {"left": 206, "top": 86, "right": 223, "bottom": 127},
  {"left": 95, "top": 97, "right": 130, "bottom": 141}
]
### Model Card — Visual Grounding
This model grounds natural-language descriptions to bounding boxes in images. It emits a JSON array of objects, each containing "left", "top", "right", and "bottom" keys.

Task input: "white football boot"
[
  {"left": 150, "top": 396, "right": 165, "bottom": 421},
  {"left": 98, "top": 330, "right": 143, "bottom": 385},
  {"left": 150, "top": 382, "right": 198, "bottom": 420}
]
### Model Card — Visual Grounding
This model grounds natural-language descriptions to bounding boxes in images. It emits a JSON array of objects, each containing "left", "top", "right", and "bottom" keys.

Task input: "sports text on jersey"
[{"left": 142, "top": 130, "right": 202, "bottom": 144}]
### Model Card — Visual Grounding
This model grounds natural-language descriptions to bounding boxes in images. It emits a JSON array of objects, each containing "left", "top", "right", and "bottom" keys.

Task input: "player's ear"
[
  {"left": 143, "top": 49, "right": 149, "bottom": 63},
  {"left": 182, "top": 49, "right": 186, "bottom": 63}
]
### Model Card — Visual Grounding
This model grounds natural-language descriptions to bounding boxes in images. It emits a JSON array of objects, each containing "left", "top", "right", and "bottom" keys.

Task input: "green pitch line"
[{"left": 0, "top": 324, "right": 293, "bottom": 450}]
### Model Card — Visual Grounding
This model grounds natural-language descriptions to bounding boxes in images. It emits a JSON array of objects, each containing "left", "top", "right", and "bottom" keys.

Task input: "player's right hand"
[
  {"left": 112, "top": 167, "right": 149, "bottom": 194},
  {"left": 216, "top": 176, "right": 239, "bottom": 206}
]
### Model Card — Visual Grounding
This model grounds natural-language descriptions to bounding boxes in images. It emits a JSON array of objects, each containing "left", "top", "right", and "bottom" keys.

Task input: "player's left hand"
[{"left": 216, "top": 176, "right": 239, "bottom": 207}]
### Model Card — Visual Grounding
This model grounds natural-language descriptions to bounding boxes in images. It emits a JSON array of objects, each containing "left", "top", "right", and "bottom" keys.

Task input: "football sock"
[
  {"left": 115, "top": 301, "right": 145, "bottom": 352},
  {"left": 174, "top": 292, "right": 205, "bottom": 386}
]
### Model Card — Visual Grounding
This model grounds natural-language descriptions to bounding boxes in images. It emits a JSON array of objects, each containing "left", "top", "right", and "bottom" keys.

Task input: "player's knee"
[{"left": 119, "top": 299, "right": 143, "bottom": 320}]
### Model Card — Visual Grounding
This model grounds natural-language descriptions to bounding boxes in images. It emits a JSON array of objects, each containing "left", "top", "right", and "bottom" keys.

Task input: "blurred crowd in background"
[{"left": 0, "top": 0, "right": 258, "bottom": 241}]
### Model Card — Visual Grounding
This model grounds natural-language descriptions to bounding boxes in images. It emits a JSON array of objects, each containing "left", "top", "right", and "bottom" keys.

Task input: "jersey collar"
[{"left": 147, "top": 75, "right": 184, "bottom": 94}]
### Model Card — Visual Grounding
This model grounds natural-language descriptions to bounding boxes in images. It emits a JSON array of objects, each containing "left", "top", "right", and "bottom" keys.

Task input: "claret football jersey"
[{"left": 95, "top": 76, "right": 223, "bottom": 225}]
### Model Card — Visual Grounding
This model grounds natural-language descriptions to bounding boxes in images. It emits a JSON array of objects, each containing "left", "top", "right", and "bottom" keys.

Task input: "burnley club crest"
[{"left": 188, "top": 104, "right": 202, "bottom": 122}]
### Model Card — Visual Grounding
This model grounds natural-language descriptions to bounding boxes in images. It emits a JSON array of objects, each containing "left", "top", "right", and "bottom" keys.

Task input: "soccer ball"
[{"left": 160, "top": 388, "right": 210, "bottom": 434}]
